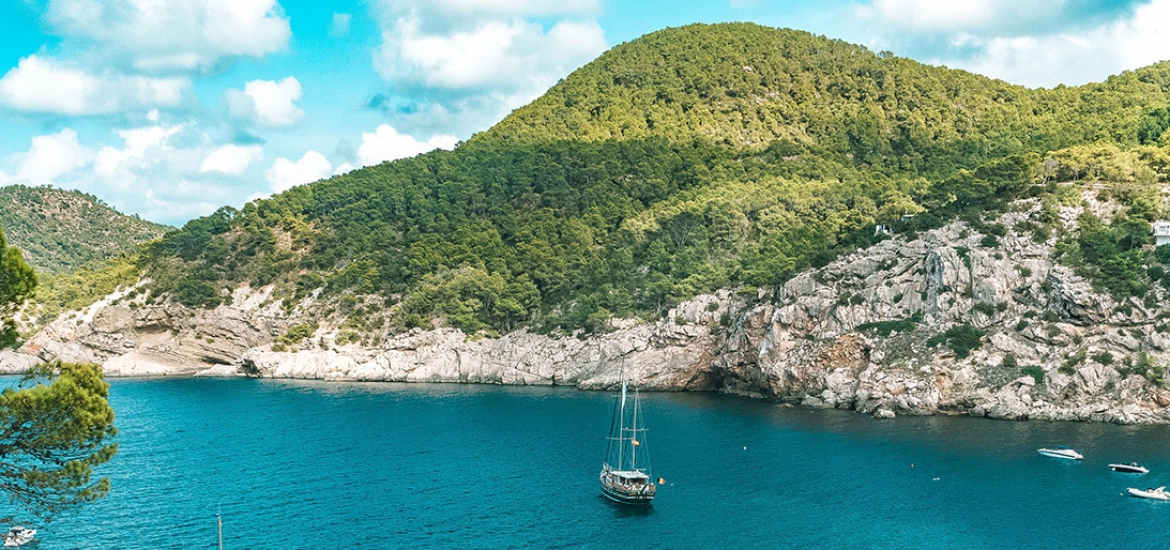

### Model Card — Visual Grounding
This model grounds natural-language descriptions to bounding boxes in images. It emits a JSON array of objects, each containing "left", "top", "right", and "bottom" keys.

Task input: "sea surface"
[{"left": 9, "top": 377, "right": 1170, "bottom": 549}]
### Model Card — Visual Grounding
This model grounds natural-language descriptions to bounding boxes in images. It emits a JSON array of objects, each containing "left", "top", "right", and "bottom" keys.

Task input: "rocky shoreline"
[{"left": 7, "top": 197, "right": 1170, "bottom": 424}]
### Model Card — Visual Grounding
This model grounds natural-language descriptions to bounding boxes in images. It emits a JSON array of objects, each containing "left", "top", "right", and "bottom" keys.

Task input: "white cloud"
[
  {"left": 860, "top": 0, "right": 1059, "bottom": 33},
  {"left": 10, "top": 129, "right": 94, "bottom": 186},
  {"left": 369, "top": 0, "right": 606, "bottom": 137},
  {"left": 94, "top": 124, "right": 185, "bottom": 177},
  {"left": 225, "top": 77, "right": 304, "bottom": 127},
  {"left": 0, "top": 55, "right": 189, "bottom": 116},
  {"left": 265, "top": 151, "right": 333, "bottom": 193},
  {"left": 331, "top": 13, "right": 352, "bottom": 38},
  {"left": 0, "top": 124, "right": 260, "bottom": 225},
  {"left": 954, "top": 0, "right": 1170, "bottom": 86},
  {"left": 376, "top": 0, "right": 598, "bottom": 27},
  {"left": 358, "top": 124, "right": 458, "bottom": 166},
  {"left": 376, "top": 16, "right": 604, "bottom": 91},
  {"left": 852, "top": 0, "right": 1170, "bottom": 87},
  {"left": 45, "top": 0, "right": 291, "bottom": 72},
  {"left": 200, "top": 144, "right": 264, "bottom": 175}
]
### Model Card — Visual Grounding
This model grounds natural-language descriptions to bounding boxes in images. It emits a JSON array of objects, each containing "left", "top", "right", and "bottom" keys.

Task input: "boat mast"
[
  {"left": 218, "top": 506, "right": 223, "bottom": 550},
  {"left": 630, "top": 386, "right": 638, "bottom": 469},
  {"left": 618, "top": 377, "right": 627, "bottom": 471}
]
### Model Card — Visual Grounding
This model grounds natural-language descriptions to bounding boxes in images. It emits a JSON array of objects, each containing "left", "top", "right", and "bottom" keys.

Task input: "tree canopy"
[
  {"left": 0, "top": 362, "right": 117, "bottom": 522},
  {"left": 1, "top": 224, "right": 36, "bottom": 348}
]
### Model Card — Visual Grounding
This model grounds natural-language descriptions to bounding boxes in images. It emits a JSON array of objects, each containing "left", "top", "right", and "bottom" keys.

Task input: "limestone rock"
[{"left": 14, "top": 200, "right": 1170, "bottom": 424}]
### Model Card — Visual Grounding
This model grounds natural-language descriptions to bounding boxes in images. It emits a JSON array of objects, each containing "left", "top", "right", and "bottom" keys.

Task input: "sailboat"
[{"left": 599, "top": 374, "right": 657, "bottom": 505}]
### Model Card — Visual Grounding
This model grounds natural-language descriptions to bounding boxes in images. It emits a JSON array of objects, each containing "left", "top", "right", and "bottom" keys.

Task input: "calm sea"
[{"left": 10, "top": 378, "right": 1170, "bottom": 549}]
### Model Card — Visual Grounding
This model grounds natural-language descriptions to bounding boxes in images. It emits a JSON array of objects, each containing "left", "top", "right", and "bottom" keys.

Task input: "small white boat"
[
  {"left": 3, "top": 526, "right": 35, "bottom": 547},
  {"left": 1038, "top": 446, "right": 1083, "bottom": 460},
  {"left": 1128, "top": 486, "right": 1170, "bottom": 500},
  {"left": 1110, "top": 462, "right": 1150, "bottom": 474}
]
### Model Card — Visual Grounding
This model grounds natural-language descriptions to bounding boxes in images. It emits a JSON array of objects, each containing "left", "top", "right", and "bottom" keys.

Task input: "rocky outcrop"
[
  {"left": 14, "top": 284, "right": 280, "bottom": 377},
  {"left": 8, "top": 197, "right": 1170, "bottom": 424},
  {"left": 237, "top": 292, "right": 729, "bottom": 391}
]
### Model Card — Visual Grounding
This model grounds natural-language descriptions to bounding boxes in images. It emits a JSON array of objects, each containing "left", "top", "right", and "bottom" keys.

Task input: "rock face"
[{"left": 8, "top": 197, "right": 1170, "bottom": 424}]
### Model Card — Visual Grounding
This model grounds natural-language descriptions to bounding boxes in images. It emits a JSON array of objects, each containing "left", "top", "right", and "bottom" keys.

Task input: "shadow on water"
[{"left": 598, "top": 496, "right": 656, "bottom": 518}]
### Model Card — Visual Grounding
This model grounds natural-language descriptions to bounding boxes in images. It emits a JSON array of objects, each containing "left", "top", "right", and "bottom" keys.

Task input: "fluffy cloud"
[
  {"left": 0, "top": 55, "right": 189, "bottom": 116},
  {"left": 265, "top": 151, "right": 333, "bottom": 193},
  {"left": 45, "top": 0, "right": 290, "bottom": 72},
  {"left": 852, "top": 0, "right": 1170, "bottom": 87},
  {"left": 9, "top": 129, "right": 94, "bottom": 186},
  {"left": 0, "top": 0, "right": 288, "bottom": 119},
  {"left": 94, "top": 124, "right": 185, "bottom": 179},
  {"left": 0, "top": 125, "right": 268, "bottom": 225},
  {"left": 200, "top": 144, "right": 264, "bottom": 175},
  {"left": 358, "top": 124, "right": 459, "bottom": 166},
  {"left": 376, "top": 16, "right": 604, "bottom": 91},
  {"left": 370, "top": 0, "right": 606, "bottom": 136},
  {"left": 858, "top": 0, "right": 1057, "bottom": 34},
  {"left": 225, "top": 77, "right": 304, "bottom": 127}
]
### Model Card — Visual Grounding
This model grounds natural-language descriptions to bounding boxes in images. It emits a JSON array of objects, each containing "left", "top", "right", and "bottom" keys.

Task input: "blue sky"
[{"left": 1, "top": 0, "right": 1167, "bottom": 226}]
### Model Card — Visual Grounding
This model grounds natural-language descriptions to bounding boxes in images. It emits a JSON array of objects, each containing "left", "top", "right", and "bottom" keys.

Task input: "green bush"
[
  {"left": 277, "top": 322, "right": 319, "bottom": 345},
  {"left": 856, "top": 313, "right": 923, "bottom": 337},
  {"left": 972, "top": 302, "right": 997, "bottom": 316},
  {"left": 1091, "top": 351, "right": 1114, "bottom": 365},
  {"left": 927, "top": 323, "right": 985, "bottom": 358},
  {"left": 1021, "top": 365, "right": 1044, "bottom": 384},
  {"left": 1063, "top": 349, "right": 1086, "bottom": 370}
]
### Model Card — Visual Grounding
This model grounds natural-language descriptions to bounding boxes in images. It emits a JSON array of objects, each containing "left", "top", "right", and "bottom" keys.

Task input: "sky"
[{"left": 1, "top": 0, "right": 1168, "bottom": 226}]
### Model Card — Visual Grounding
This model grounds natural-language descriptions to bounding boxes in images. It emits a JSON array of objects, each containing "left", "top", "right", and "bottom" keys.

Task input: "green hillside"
[
  {"left": 134, "top": 23, "right": 1170, "bottom": 336},
  {"left": 0, "top": 185, "right": 170, "bottom": 274}
]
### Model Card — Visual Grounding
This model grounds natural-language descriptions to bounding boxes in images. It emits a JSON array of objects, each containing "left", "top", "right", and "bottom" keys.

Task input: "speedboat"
[
  {"left": 2, "top": 526, "right": 35, "bottom": 547},
  {"left": 1128, "top": 486, "right": 1170, "bottom": 500},
  {"left": 1110, "top": 462, "right": 1150, "bottom": 474},
  {"left": 1038, "top": 446, "right": 1083, "bottom": 460}
]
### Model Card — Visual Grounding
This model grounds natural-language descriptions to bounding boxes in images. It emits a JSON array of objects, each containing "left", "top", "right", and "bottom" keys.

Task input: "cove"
[{"left": 12, "top": 378, "right": 1170, "bottom": 549}]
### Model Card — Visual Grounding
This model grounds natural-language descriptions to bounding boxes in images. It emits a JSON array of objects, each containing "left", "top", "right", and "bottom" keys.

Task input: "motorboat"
[
  {"left": 599, "top": 372, "right": 657, "bottom": 505},
  {"left": 3, "top": 526, "right": 35, "bottom": 547},
  {"left": 1037, "top": 446, "right": 1083, "bottom": 460},
  {"left": 1128, "top": 486, "right": 1170, "bottom": 500},
  {"left": 1110, "top": 462, "right": 1150, "bottom": 474}
]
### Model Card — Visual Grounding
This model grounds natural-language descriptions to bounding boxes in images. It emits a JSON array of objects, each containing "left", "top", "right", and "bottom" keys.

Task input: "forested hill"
[
  {"left": 0, "top": 185, "right": 170, "bottom": 273},
  {"left": 133, "top": 22, "right": 1170, "bottom": 338},
  {"left": 486, "top": 24, "right": 1170, "bottom": 174}
]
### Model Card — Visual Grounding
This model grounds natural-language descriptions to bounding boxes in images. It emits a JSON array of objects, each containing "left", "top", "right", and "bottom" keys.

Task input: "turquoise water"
[{"left": 13, "top": 378, "right": 1170, "bottom": 549}]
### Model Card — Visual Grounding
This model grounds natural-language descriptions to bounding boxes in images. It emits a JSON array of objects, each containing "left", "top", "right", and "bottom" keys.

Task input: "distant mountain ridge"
[{"left": 0, "top": 185, "right": 170, "bottom": 274}]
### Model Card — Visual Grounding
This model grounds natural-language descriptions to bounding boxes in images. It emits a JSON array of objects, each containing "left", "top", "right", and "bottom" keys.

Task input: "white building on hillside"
[{"left": 1155, "top": 220, "right": 1170, "bottom": 247}]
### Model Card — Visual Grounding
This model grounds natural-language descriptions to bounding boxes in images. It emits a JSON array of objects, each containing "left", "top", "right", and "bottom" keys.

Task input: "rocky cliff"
[{"left": 7, "top": 193, "right": 1170, "bottom": 424}]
